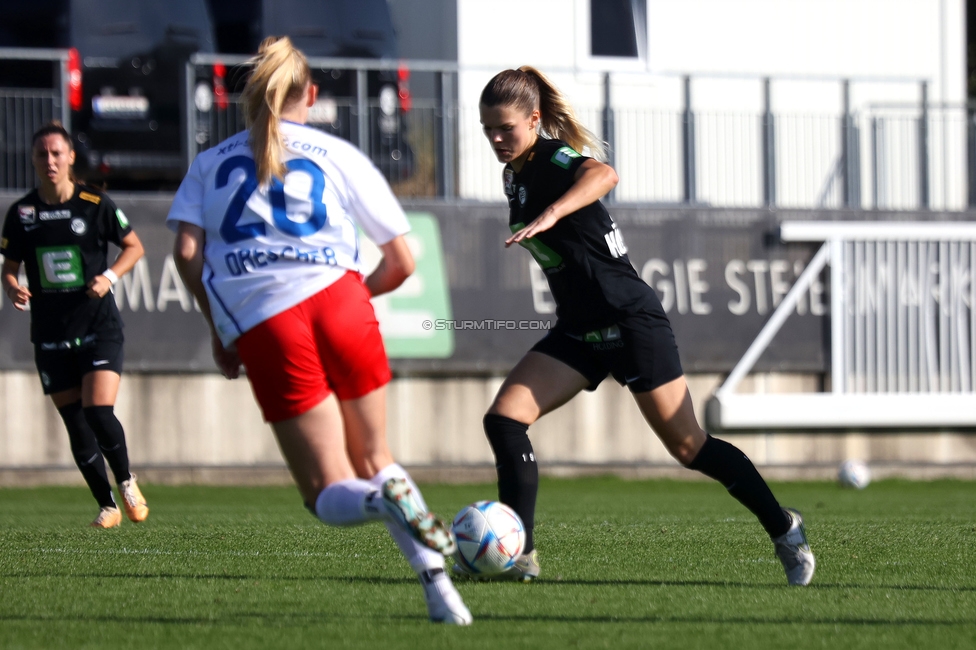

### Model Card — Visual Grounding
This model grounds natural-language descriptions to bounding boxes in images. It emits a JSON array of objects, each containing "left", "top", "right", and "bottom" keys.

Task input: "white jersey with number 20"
[{"left": 166, "top": 122, "right": 410, "bottom": 346}]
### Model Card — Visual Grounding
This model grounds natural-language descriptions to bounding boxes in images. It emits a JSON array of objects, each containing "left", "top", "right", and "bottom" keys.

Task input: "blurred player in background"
[
  {"left": 168, "top": 36, "right": 472, "bottom": 625},
  {"left": 470, "top": 66, "right": 815, "bottom": 586},
  {"left": 1, "top": 121, "right": 149, "bottom": 528}
]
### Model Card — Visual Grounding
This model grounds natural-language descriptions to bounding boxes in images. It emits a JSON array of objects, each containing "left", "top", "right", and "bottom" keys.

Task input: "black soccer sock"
[
  {"left": 688, "top": 435, "right": 791, "bottom": 538},
  {"left": 484, "top": 413, "right": 538, "bottom": 553},
  {"left": 83, "top": 405, "right": 131, "bottom": 484},
  {"left": 58, "top": 402, "right": 116, "bottom": 509}
]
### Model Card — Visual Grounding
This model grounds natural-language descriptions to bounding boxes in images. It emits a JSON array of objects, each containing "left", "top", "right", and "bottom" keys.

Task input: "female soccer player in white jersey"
[
  {"left": 465, "top": 67, "right": 814, "bottom": 586},
  {"left": 167, "top": 36, "right": 471, "bottom": 625}
]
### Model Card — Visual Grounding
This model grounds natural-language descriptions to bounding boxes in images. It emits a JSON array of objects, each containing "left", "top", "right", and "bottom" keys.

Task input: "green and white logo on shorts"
[
  {"left": 36, "top": 245, "right": 84, "bottom": 289},
  {"left": 551, "top": 146, "right": 581, "bottom": 169},
  {"left": 116, "top": 209, "right": 130, "bottom": 229}
]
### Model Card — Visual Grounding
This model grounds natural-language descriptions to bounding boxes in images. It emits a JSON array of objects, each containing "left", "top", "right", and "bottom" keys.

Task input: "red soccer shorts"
[{"left": 235, "top": 270, "right": 391, "bottom": 422}]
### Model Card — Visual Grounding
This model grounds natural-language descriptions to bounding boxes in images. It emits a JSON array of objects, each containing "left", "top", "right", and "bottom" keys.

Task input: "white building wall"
[
  {"left": 3, "top": 371, "right": 974, "bottom": 485},
  {"left": 456, "top": 0, "right": 967, "bottom": 210}
]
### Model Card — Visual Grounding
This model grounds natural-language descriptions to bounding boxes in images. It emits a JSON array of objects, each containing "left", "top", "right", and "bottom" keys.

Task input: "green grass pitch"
[{"left": 0, "top": 477, "right": 973, "bottom": 649}]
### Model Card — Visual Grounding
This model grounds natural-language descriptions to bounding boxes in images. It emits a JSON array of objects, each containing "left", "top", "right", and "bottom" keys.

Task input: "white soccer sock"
[
  {"left": 370, "top": 463, "right": 444, "bottom": 573},
  {"left": 369, "top": 463, "right": 428, "bottom": 510},
  {"left": 314, "top": 479, "right": 386, "bottom": 526}
]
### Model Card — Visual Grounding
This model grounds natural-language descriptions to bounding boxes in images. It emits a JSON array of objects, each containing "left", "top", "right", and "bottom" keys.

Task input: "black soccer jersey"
[
  {"left": 1, "top": 185, "right": 131, "bottom": 344},
  {"left": 505, "top": 138, "right": 655, "bottom": 333}
]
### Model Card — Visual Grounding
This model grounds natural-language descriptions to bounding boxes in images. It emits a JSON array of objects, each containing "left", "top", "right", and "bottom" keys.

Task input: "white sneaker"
[
  {"left": 773, "top": 507, "right": 815, "bottom": 586},
  {"left": 420, "top": 568, "right": 473, "bottom": 625},
  {"left": 381, "top": 478, "right": 457, "bottom": 556},
  {"left": 453, "top": 549, "right": 541, "bottom": 582}
]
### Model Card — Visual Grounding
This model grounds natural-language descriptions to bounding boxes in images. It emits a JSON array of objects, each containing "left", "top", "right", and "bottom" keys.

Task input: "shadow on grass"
[
  {"left": 2, "top": 571, "right": 974, "bottom": 593},
  {"left": 0, "top": 611, "right": 972, "bottom": 628},
  {"left": 0, "top": 571, "right": 417, "bottom": 584},
  {"left": 470, "top": 613, "right": 975, "bottom": 627},
  {"left": 546, "top": 578, "right": 976, "bottom": 593}
]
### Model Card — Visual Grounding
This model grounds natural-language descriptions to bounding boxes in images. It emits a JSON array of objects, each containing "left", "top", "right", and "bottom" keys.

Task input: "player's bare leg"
[
  {"left": 633, "top": 376, "right": 814, "bottom": 585},
  {"left": 631, "top": 376, "right": 705, "bottom": 465},
  {"left": 276, "top": 391, "right": 469, "bottom": 624},
  {"left": 488, "top": 351, "right": 590, "bottom": 425},
  {"left": 272, "top": 394, "right": 356, "bottom": 503},
  {"left": 341, "top": 387, "right": 457, "bottom": 555},
  {"left": 340, "top": 388, "right": 394, "bottom": 480}
]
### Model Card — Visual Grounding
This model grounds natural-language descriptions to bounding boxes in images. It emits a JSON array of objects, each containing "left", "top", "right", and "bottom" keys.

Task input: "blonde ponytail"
[
  {"left": 479, "top": 66, "right": 606, "bottom": 161},
  {"left": 241, "top": 36, "right": 311, "bottom": 185}
]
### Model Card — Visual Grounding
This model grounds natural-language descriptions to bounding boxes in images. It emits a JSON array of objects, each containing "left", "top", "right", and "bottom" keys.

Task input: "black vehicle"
[
  {"left": 0, "top": 0, "right": 217, "bottom": 188},
  {"left": 207, "top": 0, "right": 414, "bottom": 182},
  {"left": 68, "top": 0, "right": 217, "bottom": 186}
]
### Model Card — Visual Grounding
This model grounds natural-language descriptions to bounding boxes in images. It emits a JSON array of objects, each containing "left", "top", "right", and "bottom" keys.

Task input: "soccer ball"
[
  {"left": 838, "top": 459, "right": 871, "bottom": 489},
  {"left": 451, "top": 501, "right": 526, "bottom": 575}
]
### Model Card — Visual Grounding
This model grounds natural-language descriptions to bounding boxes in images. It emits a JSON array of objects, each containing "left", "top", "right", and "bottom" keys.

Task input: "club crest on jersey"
[
  {"left": 504, "top": 168, "right": 514, "bottom": 196},
  {"left": 18, "top": 205, "right": 36, "bottom": 224},
  {"left": 70, "top": 218, "right": 87, "bottom": 235},
  {"left": 518, "top": 185, "right": 527, "bottom": 205},
  {"left": 551, "top": 146, "right": 581, "bottom": 169}
]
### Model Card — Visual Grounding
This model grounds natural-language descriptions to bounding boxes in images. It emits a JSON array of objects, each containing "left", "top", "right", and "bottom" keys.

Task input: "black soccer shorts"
[
  {"left": 530, "top": 308, "right": 684, "bottom": 394},
  {"left": 34, "top": 334, "right": 125, "bottom": 395}
]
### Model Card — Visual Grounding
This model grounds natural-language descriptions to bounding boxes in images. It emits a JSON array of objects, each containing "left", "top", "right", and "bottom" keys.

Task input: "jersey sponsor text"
[
  {"left": 37, "top": 245, "right": 84, "bottom": 289},
  {"left": 604, "top": 223, "right": 628, "bottom": 258},
  {"left": 39, "top": 210, "right": 71, "bottom": 221},
  {"left": 223, "top": 245, "right": 339, "bottom": 276}
]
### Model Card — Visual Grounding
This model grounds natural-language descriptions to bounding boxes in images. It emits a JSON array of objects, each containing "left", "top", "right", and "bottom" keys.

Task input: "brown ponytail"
[
  {"left": 480, "top": 66, "right": 606, "bottom": 161},
  {"left": 241, "top": 36, "right": 311, "bottom": 185}
]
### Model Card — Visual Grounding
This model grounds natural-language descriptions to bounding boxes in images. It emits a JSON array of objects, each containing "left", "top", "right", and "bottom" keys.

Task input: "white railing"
[{"left": 707, "top": 221, "right": 976, "bottom": 429}]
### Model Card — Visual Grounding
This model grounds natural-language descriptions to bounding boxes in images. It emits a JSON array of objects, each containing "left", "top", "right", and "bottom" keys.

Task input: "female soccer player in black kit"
[
  {"left": 464, "top": 67, "right": 814, "bottom": 586},
  {"left": 1, "top": 121, "right": 149, "bottom": 528}
]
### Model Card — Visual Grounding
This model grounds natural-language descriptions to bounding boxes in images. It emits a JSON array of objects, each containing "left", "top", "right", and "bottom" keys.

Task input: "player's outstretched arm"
[{"left": 506, "top": 159, "right": 618, "bottom": 247}]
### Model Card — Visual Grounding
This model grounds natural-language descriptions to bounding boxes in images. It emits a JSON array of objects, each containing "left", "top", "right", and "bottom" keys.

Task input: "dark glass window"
[{"left": 591, "top": 0, "right": 646, "bottom": 58}]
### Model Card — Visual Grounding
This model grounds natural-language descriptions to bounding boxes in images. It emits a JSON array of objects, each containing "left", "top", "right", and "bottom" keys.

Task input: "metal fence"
[
  {"left": 185, "top": 54, "right": 458, "bottom": 198},
  {"left": 868, "top": 103, "right": 970, "bottom": 211},
  {"left": 708, "top": 221, "right": 976, "bottom": 430},
  {"left": 462, "top": 75, "right": 972, "bottom": 212},
  {"left": 1, "top": 48, "right": 974, "bottom": 213},
  {"left": 0, "top": 48, "right": 69, "bottom": 190}
]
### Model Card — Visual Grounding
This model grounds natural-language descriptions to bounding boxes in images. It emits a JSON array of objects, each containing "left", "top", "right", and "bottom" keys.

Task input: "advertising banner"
[{"left": 6, "top": 192, "right": 951, "bottom": 374}]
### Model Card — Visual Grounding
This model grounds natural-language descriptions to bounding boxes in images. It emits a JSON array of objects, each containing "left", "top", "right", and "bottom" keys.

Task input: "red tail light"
[
  {"left": 68, "top": 48, "right": 82, "bottom": 112},
  {"left": 214, "top": 61, "right": 228, "bottom": 110},
  {"left": 397, "top": 63, "right": 411, "bottom": 113}
]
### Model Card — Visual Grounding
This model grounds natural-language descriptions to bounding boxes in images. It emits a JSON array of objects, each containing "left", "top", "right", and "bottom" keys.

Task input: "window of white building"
[{"left": 587, "top": 0, "right": 647, "bottom": 69}]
